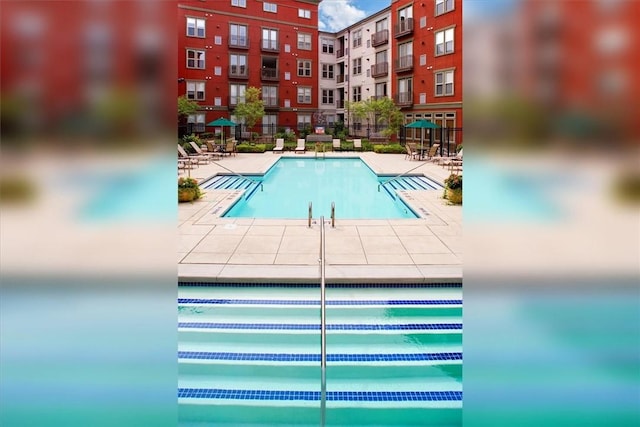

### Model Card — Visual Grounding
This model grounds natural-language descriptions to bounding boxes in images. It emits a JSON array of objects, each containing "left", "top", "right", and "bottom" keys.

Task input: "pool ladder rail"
[
  {"left": 308, "top": 202, "right": 336, "bottom": 229},
  {"left": 318, "top": 215, "right": 327, "bottom": 427}
]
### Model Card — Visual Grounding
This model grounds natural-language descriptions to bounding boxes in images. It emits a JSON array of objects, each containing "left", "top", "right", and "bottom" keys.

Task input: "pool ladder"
[
  {"left": 319, "top": 215, "right": 327, "bottom": 427},
  {"left": 308, "top": 202, "right": 336, "bottom": 228}
]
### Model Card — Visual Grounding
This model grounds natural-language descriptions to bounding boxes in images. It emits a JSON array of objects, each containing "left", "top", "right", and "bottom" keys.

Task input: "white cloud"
[{"left": 319, "top": 0, "right": 367, "bottom": 32}]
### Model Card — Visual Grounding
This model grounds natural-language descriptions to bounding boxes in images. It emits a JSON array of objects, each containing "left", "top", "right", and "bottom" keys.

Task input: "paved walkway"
[{"left": 178, "top": 151, "right": 462, "bottom": 282}]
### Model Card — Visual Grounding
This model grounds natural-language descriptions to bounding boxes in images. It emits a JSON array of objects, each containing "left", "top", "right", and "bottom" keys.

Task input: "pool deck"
[{"left": 179, "top": 151, "right": 462, "bottom": 283}]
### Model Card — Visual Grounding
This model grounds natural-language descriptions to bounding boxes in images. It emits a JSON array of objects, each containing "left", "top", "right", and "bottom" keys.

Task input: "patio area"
[{"left": 178, "top": 151, "right": 462, "bottom": 283}]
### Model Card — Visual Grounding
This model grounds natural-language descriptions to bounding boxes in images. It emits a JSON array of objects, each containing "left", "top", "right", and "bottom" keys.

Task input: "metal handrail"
[
  {"left": 377, "top": 162, "right": 427, "bottom": 193},
  {"left": 308, "top": 202, "right": 313, "bottom": 228},
  {"left": 210, "top": 160, "right": 263, "bottom": 198},
  {"left": 319, "top": 216, "right": 327, "bottom": 427}
]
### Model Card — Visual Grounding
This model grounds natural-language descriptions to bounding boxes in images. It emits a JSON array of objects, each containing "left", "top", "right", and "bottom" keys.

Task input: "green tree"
[
  {"left": 178, "top": 95, "right": 199, "bottom": 118},
  {"left": 233, "top": 87, "right": 265, "bottom": 141},
  {"left": 347, "top": 97, "right": 403, "bottom": 139}
]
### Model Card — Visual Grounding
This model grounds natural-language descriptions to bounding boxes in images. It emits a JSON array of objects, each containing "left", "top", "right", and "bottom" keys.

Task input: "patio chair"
[
  {"left": 188, "top": 140, "right": 221, "bottom": 161},
  {"left": 405, "top": 143, "right": 419, "bottom": 161},
  {"left": 353, "top": 139, "right": 362, "bottom": 151},
  {"left": 422, "top": 144, "right": 440, "bottom": 161},
  {"left": 441, "top": 148, "right": 463, "bottom": 170},
  {"left": 178, "top": 144, "right": 208, "bottom": 165},
  {"left": 332, "top": 139, "right": 342, "bottom": 151},
  {"left": 222, "top": 140, "right": 237, "bottom": 157},
  {"left": 295, "top": 139, "right": 306, "bottom": 153},
  {"left": 273, "top": 138, "right": 284, "bottom": 153}
]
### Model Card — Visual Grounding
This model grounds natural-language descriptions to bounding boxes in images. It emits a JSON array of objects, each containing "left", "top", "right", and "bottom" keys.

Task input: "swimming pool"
[
  {"left": 211, "top": 158, "right": 420, "bottom": 219},
  {"left": 178, "top": 283, "right": 463, "bottom": 426}
]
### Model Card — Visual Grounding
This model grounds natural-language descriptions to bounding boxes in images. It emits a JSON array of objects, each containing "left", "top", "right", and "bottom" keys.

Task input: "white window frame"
[
  {"left": 435, "top": 27, "right": 455, "bottom": 55},
  {"left": 297, "top": 114, "right": 311, "bottom": 131},
  {"left": 297, "top": 33, "right": 312, "bottom": 51},
  {"left": 186, "top": 17, "right": 205, "bottom": 38},
  {"left": 322, "top": 89, "right": 334, "bottom": 105},
  {"left": 352, "top": 29, "right": 362, "bottom": 48},
  {"left": 352, "top": 86, "right": 362, "bottom": 102},
  {"left": 352, "top": 57, "right": 362, "bottom": 75},
  {"left": 186, "top": 81, "right": 205, "bottom": 100},
  {"left": 297, "top": 87, "right": 312, "bottom": 104},
  {"left": 435, "top": 0, "right": 455, "bottom": 16},
  {"left": 186, "top": 49, "right": 205, "bottom": 69},
  {"left": 231, "top": 0, "right": 246, "bottom": 8},
  {"left": 230, "top": 24, "right": 248, "bottom": 47},
  {"left": 188, "top": 114, "right": 205, "bottom": 132},
  {"left": 229, "top": 53, "right": 248, "bottom": 76},
  {"left": 262, "top": 85, "right": 278, "bottom": 107},
  {"left": 262, "top": 28, "right": 278, "bottom": 50},
  {"left": 321, "top": 38, "right": 334, "bottom": 54},
  {"left": 230, "top": 84, "right": 247, "bottom": 105},
  {"left": 297, "top": 60, "right": 312, "bottom": 77},
  {"left": 263, "top": 2, "right": 277, "bottom": 13},
  {"left": 322, "top": 63, "right": 334, "bottom": 79},
  {"left": 435, "top": 69, "right": 454, "bottom": 96},
  {"left": 298, "top": 9, "right": 311, "bottom": 19}
]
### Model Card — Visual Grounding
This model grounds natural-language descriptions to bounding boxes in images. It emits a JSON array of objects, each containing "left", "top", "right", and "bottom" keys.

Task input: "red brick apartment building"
[
  {"left": 178, "top": 0, "right": 321, "bottom": 136},
  {"left": 177, "top": 0, "right": 462, "bottom": 145}
]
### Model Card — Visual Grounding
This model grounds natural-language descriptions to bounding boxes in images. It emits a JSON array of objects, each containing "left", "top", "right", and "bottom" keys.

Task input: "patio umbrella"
[
  {"left": 207, "top": 117, "right": 236, "bottom": 143},
  {"left": 405, "top": 119, "right": 440, "bottom": 157}
]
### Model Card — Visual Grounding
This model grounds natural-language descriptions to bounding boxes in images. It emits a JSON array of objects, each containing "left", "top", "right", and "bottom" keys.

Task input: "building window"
[
  {"left": 262, "top": 28, "right": 278, "bottom": 50},
  {"left": 263, "top": 2, "right": 277, "bottom": 13},
  {"left": 214, "top": 36, "right": 222, "bottom": 45},
  {"left": 297, "top": 87, "right": 312, "bottom": 104},
  {"left": 321, "top": 38, "right": 334, "bottom": 54},
  {"left": 298, "top": 9, "right": 311, "bottom": 19},
  {"left": 229, "top": 54, "right": 247, "bottom": 76},
  {"left": 230, "top": 84, "right": 246, "bottom": 105},
  {"left": 297, "top": 33, "right": 312, "bottom": 50},
  {"left": 397, "top": 77, "right": 412, "bottom": 102},
  {"left": 352, "top": 57, "right": 362, "bottom": 75},
  {"left": 352, "top": 86, "right": 361, "bottom": 102},
  {"left": 322, "top": 89, "right": 334, "bottom": 105},
  {"left": 188, "top": 114, "right": 205, "bottom": 133},
  {"left": 297, "top": 60, "right": 312, "bottom": 77},
  {"left": 186, "top": 49, "right": 205, "bottom": 69},
  {"left": 231, "top": 0, "right": 246, "bottom": 7},
  {"left": 420, "top": 16, "right": 427, "bottom": 28},
  {"left": 186, "top": 17, "right": 205, "bottom": 38},
  {"left": 214, "top": 97, "right": 222, "bottom": 106},
  {"left": 419, "top": 93, "right": 426, "bottom": 103},
  {"left": 230, "top": 24, "right": 248, "bottom": 48},
  {"left": 214, "top": 66, "right": 222, "bottom": 76},
  {"left": 297, "top": 114, "right": 311, "bottom": 131},
  {"left": 435, "top": 70, "right": 454, "bottom": 96},
  {"left": 375, "top": 82, "right": 387, "bottom": 98},
  {"left": 263, "top": 114, "right": 277, "bottom": 133},
  {"left": 322, "top": 64, "right": 334, "bottom": 79},
  {"left": 186, "top": 81, "right": 205, "bottom": 100},
  {"left": 262, "top": 86, "right": 278, "bottom": 107},
  {"left": 284, "top": 72, "right": 291, "bottom": 80},
  {"left": 284, "top": 99, "right": 291, "bottom": 108},
  {"left": 436, "top": 0, "right": 454, "bottom": 16},
  {"left": 352, "top": 29, "right": 362, "bottom": 48},
  {"left": 435, "top": 28, "right": 454, "bottom": 55},
  {"left": 284, "top": 44, "right": 291, "bottom": 53},
  {"left": 420, "top": 54, "right": 427, "bottom": 66}
]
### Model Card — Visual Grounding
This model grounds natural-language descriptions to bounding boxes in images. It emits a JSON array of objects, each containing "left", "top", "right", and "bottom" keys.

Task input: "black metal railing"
[
  {"left": 371, "top": 30, "right": 389, "bottom": 47},
  {"left": 370, "top": 62, "right": 388, "bottom": 78},
  {"left": 394, "top": 18, "right": 413, "bottom": 37},
  {"left": 394, "top": 55, "right": 413, "bottom": 72}
]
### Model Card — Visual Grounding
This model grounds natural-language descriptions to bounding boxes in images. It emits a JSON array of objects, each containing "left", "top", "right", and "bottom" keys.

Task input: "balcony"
[
  {"left": 371, "top": 30, "right": 389, "bottom": 47},
  {"left": 394, "top": 55, "right": 413, "bottom": 72},
  {"left": 261, "top": 68, "right": 279, "bottom": 81},
  {"left": 336, "top": 99, "right": 345, "bottom": 109},
  {"left": 394, "top": 92, "right": 413, "bottom": 106},
  {"left": 228, "top": 96, "right": 246, "bottom": 107},
  {"left": 371, "top": 95, "right": 388, "bottom": 101},
  {"left": 261, "top": 40, "right": 279, "bottom": 52},
  {"left": 228, "top": 37, "right": 249, "bottom": 49},
  {"left": 336, "top": 74, "right": 348, "bottom": 84},
  {"left": 228, "top": 66, "right": 249, "bottom": 79},
  {"left": 336, "top": 48, "right": 345, "bottom": 58},
  {"left": 394, "top": 18, "right": 414, "bottom": 38},
  {"left": 370, "top": 62, "right": 388, "bottom": 78}
]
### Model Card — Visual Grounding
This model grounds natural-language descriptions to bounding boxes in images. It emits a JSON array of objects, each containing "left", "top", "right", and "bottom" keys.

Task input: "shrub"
[
  {"left": 456, "top": 144, "right": 463, "bottom": 153},
  {"left": 444, "top": 173, "right": 462, "bottom": 190},
  {"left": 178, "top": 177, "right": 201, "bottom": 202},
  {"left": 199, "top": 132, "right": 215, "bottom": 139},
  {"left": 373, "top": 144, "right": 405, "bottom": 154},
  {"left": 236, "top": 143, "right": 266, "bottom": 153}
]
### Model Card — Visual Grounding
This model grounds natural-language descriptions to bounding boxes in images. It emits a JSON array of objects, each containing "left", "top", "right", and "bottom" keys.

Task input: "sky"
[{"left": 318, "top": 0, "right": 389, "bottom": 32}]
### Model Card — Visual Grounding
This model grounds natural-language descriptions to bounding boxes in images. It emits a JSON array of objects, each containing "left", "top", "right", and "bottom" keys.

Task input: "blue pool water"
[{"left": 219, "top": 158, "right": 419, "bottom": 219}]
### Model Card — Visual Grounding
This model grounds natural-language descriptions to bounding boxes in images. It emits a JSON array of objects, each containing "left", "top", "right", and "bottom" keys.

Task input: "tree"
[
  {"left": 233, "top": 87, "right": 265, "bottom": 140},
  {"left": 347, "top": 97, "right": 403, "bottom": 139},
  {"left": 178, "top": 95, "right": 198, "bottom": 118}
]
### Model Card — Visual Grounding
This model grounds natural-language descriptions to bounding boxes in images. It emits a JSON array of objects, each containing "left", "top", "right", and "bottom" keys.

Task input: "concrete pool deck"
[{"left": 178, "top": 151, "right": 462, "bottom": 283}]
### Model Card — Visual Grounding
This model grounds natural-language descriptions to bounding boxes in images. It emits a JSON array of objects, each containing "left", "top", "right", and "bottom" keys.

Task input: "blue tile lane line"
[
  {"left": 178, "top": 322, "right": 462, "bottom": 330},
  {"left": 178, "top": 298, "right": 462, "bottom": 305},
  {"left": 178, "top": 282, "right": 462, "bottom": 288},
  {"left": 178, "top": 351, "right": 463, "bottom": 362},
  {"left": 177, "top": 388, "right": 462, "bottom": 401}
]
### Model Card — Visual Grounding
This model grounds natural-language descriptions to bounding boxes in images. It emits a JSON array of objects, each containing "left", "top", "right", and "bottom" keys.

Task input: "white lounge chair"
[
  {"left": 332, "top": 139, "right": 342, "bottom": 151},
  {"left": 178, "top": 144, "right": 209, "bottom": 165},
  {"left": 353, "top": 139, "right": 362, "bottom": 151},
  {"left": 295, "top": 139, "right": 306, "bottom": 153},
  {"left": 188, "top": 140, "right": 221, "bottom": 161},
  {"left": 273, "top": 138, "right": 284, "bottom": 153}
]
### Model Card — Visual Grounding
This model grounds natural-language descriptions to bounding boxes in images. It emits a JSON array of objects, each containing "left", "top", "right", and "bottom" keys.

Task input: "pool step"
[
  {"left": 201, "top": 174, "right": 263, "bottom": 200},
  {"left": 380, "top": 175, "right": 443, "bottom": 193}
]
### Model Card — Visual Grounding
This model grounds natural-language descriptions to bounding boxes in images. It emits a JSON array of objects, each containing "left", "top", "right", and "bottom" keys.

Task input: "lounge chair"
[
  {"left": 441, "top": 148, "right": 463, "bottom": 171},
  {"left": 273, "top": 138, "right": 284, "bottom": 153},
  {"left": 188, "top": 140, "right": 221, "bottom": 161},
  {"left": 353, "top": 139, "right": 362, "bottom": 151},
  {"left": 221, "top": 140, "right": 236, "bottom": 157},
  {"left": 405, "top": 143, "right": 419, "bottom": 161},
  {"left": 178, "top": 144, "right": 209, "bottom": 165},
  {"left": 332, "top": 139, "right": 341, "bottom": 151},
  {"left": 422, "top": 144, "right": 440, "bottom": 161},
  {"left": 295, "top": 139, "right": 306, "bottom": 153}
]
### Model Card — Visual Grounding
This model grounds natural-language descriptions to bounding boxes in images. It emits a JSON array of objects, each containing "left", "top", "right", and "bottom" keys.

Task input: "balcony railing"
[
  {"left": 370, "top": 62, "right": 388, "bottom": 78},
  {"left": 228, "top": 37, "right": 249, "bottom": 49},
  {"left": 261, "top": 40, "right": 279, "bottom": 52},
  {"left": 394, "top": 55, "right": 413, "bottom": 72},
  {"left": 228, "top": 96, "right": 246, "bottom": 106},
  {"left": 229, "top": 66, "right": 249, "bottom": 79},
  {"left": 336, "top": 74, "right": 347, "bottom": 84},
  {"left": 261, "top": 68, "right": 278, "bottom": 80},
  {"left": 263, "top": 97, "right": 278, "bottom": 108},
  {"left": 336, "top": 99, "right": 345, "bottom": 108},
  {"left": 394, "top": 18, "right": 414, "bottom": 38},
  {"left": 371, "top": 30, "right": 389, "bottom": 47},
  {"left": 371, "top": 95, "right": 388, "bottom": 101},
  {"left": 336, "top": 48, "right": 345, "bottom": 58},
  {"left": 394, "top": 92, "right": 413, "bottom": 106}
]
